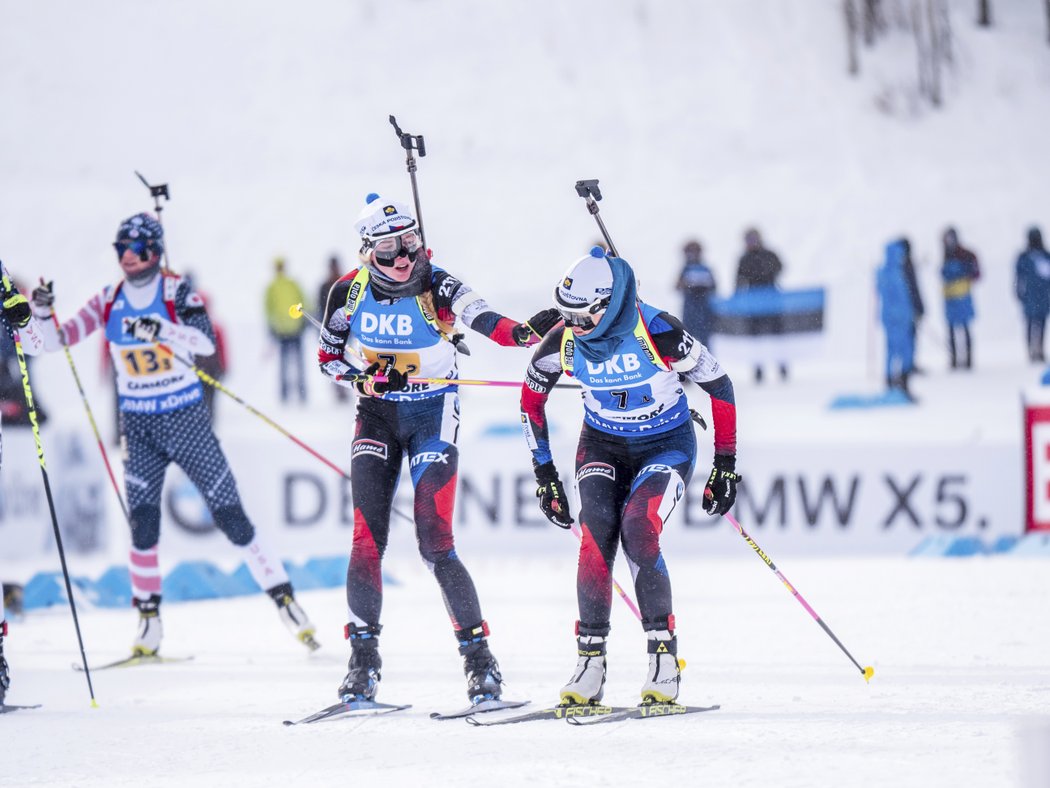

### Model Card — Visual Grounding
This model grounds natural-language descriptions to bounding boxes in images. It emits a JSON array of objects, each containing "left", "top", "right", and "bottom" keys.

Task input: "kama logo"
[
  {"left": 352, "top": 439, "right": 388, "bottom": 460},
  {"left": 410, "top": 451, "right": 449, "bottom": 467},
  {"left": 383, "top": 205, "right": 396, "bottom": 215},
  {"left": 563, "top": 277, "right": 574, "bottom": 289},
  {"left": 576, "top": 462, "right": 615, "bottom": 482}
]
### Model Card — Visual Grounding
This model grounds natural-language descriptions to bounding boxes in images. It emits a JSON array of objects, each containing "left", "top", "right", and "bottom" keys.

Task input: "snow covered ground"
[{"left": 5, "top": 556, "right": 1050, "bottom": 788}]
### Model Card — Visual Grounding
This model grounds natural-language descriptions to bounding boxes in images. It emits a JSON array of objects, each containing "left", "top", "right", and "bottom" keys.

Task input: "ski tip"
[
  {"left": 863, "top": 666, "right": 875, "bottom": 683},
  {"left": 90, "top": 699, "right": 100, "bottom": 709},
  {"left": 282, "top": 720, "right": 296, "bottom": 727},
  {"left": 678, "top": 657, "right": 687, "bottom": 671}
]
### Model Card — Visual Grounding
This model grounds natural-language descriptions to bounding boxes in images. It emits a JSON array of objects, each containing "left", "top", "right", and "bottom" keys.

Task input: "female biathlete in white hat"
[
  {"left": 520, "top": 247, "right": 740, "bottom": 706},
  {"left": 317, "top": 194, "right": 559, "bottom": 705}
]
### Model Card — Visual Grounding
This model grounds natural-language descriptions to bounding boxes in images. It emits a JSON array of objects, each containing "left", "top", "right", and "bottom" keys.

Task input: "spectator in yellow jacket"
[{"left": 264, "top": 257, "right": 308, "bottom": 403}]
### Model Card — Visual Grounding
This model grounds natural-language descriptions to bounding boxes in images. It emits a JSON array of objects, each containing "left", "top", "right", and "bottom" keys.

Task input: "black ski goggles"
[
  {"left": 372, "top": 231, "right": 423, "bottom": 267},
  {"left": 114, "top": 239, "right": 153, "bottom": 262},
  {"left": 555, "top": 297, "right": 610, "bottom": 328}
]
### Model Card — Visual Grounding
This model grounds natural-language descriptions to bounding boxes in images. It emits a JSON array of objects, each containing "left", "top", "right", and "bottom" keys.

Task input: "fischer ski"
[
  {"left": 0, "top": 703, "right": 42, "bottom": 715},
  {"left": 566, "top": 702, "right": 720, "bottom": 726},
  {"left": 464, "top": 702, "right": 624, "bottom": 727},
  {"left": 283, "top": 699, "right": 411, "bottom": 726},
  {"left": 429, "top": 698, "right": 529, "bottom": 721},
  {"left": 74, "top": 654, "right": 194, "bottom": 672}
]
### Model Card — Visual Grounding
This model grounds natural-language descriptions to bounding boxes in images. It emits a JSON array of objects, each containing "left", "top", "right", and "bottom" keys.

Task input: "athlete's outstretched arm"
[
  {"left": 519, "top": 331, "right": 564, "bottom": 466},
  {"left": 30, "top": 285, "right": 112, "bottom": 352},
  {"left": 433, "top": 270, "right": 561, "bottom": 348}
]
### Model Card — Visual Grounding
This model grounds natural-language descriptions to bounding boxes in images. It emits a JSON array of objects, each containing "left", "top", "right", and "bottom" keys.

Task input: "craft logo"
[
  {"left": 352, "top": 439, "right": 388, "bottom": 460},
  {"left": 576, "top": 462, "right": 615, "bottom": 482},
  {"left": 383, "top": 205, "right": 396, "bottom": 215},
  {"left": 563, "top": 277, "right": 573, "bottom": 289}
]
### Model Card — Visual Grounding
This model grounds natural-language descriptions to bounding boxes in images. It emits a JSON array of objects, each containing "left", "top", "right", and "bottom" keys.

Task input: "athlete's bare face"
[{"left": 119, "top": 248, "right": 159, "bottom": 279}]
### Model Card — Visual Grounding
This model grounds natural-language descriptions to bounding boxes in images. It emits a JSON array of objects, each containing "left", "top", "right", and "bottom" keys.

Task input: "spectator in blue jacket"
[
  {"left": 877, "top": 238, "right": 917, "bottom": 400},
  {"left": 940, "top": 227, "right": 980, "bottom": 370},
  {"left": 675, "top": 240, "right": 718, "bottom": 349},
  {"left": 1015, "top": 227, "right": 1050, "bottom": 363}
]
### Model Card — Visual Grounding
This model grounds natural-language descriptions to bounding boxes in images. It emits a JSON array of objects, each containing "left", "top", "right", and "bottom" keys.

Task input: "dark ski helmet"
[{"left": 114, "top": 213, "right": 164, "bottom": 263}]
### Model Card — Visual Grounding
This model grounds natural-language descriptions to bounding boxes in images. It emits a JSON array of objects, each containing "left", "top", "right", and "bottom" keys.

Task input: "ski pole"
[
  {"left": 723, "top": 511, "right": 874, "bottom": 682},
  {"left": 388, "top": 115, "right": 428, "bottom": 250},
  {"left": 289, "top": 303, "right": 581, "bottom": 391},
  {"left": 574, "top": 179, "right": 619, "bottom": 257},
  {"left": 0, "top": 272, "right": 98, "bottom": 705},
  {"left": 156, "top": 340, "right": 413, "bottom": 525},
  {"left": 134, "top": 171, "right": 172, "bottom": 271},
  {"left": 386, "top": 116, "right": 472, "bottom": 356},
  {"left": 39, "top": 280, "right": 132, "bottom": 524}
]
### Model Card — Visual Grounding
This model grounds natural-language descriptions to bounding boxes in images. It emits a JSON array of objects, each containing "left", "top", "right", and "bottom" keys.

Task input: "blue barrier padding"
[
  {"left": 21, "top": 556, "right": 403, "bottom": 611},
  {"left": 23, "top": 572, "right": 70, "bottom": 609},
  {"left": 282, "top": 560, "right": 326, "bottom": 591},
  {"left": 712, "top": 287, "right": 825, "bottom": 317},
  {"left": 227, "top": 563, "right": 269, "bottom": 596},
  {"left": 1011, "top": 533, "right": 1050, "bottom": 556},
  {"left": 302, "top": 555, "right": 350, "bottom": 587},
  {"left": 22, "top": 572, "right": 98, "bottom": 610},
  {"left": 162, "top": 561, "right": 246, "bottom": 601},
  {"left": 943, "top": 536, "right": 986, "bottom": 557},
  {"left": 93, "top": 566, "right": 132, "bottom": 608},
  {"left": 829, "top": 390, "right": 915, "bottom": 410},
  {"left": 909, "top": 535, "right": 957, "bottom": 557},
  {"left": 989, "top": 535, "right": 1020, "bottom": 554}
]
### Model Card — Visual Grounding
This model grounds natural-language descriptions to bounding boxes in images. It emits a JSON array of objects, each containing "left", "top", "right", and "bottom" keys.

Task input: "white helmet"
[
  {"left": 553, "top": 246, "right": 614, "bottom": 320},
  {"left": 354, "top": 193, "right": 418, "bottom": 242}
]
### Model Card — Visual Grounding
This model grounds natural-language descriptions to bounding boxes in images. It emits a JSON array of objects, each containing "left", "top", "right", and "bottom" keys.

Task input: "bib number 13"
[{"left": 121, "top": 346, "right": 174, "bottom": 376}]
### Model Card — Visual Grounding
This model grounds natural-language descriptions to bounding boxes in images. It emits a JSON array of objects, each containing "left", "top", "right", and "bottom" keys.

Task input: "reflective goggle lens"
[
  {"left": 114, "top": 240, "right": 150, "bottom": 259},
  {"left": 557, "top": 308, "right": 594, "bottom": 327},
  {"left": 373, "top": 232, "right": 422, "bottom": 265}
]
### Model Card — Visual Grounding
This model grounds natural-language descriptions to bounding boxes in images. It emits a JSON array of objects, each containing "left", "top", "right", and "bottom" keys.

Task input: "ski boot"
[
  {"left": 559, "top": 622, "right": 609, "bottom": 706},
  {"left": 131, "top": 594, "right": 163, "bottom": 656},
  {"left": 0, "top": 620, "right": 10, "bottom": 705},
  {"left": 640, "top": 621, "right": 680, "bottom": 704},
  {"left": 338, "top": 623, "right": 382, "bottom": 702},
  {"left": 268, "top": 583, "right": 319, "bottom": 651},
  {"left": 456, "top": 622, "right": 502, "bottom": 704}
]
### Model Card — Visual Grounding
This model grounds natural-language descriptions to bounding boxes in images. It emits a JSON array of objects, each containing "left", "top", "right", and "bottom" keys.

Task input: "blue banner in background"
[{"left": 712, "top": 286, "right": 825, "bottom": 336}]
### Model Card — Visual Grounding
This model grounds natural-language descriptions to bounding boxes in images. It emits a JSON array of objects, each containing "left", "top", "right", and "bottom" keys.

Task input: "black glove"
[
  {"left": 124, "top": 316, "right": 161, "bottom": 343},
  {"left": 512, "top": 308, "right": 562, "bottom": 347},
  {"left": 703, "top": 455, "right": 740, "bottom": 516},
  {"left": 2, "top": 291, "right": 32, "bottom": 329},
  {"left": 31, "top": 281, "right": 55, "bottom": 310},
  {"left": 534, "top": 461, "right": 573, "bottom": 528},
  {"left": 361, "top": 361, "right": 409, "bottom": 395}
]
